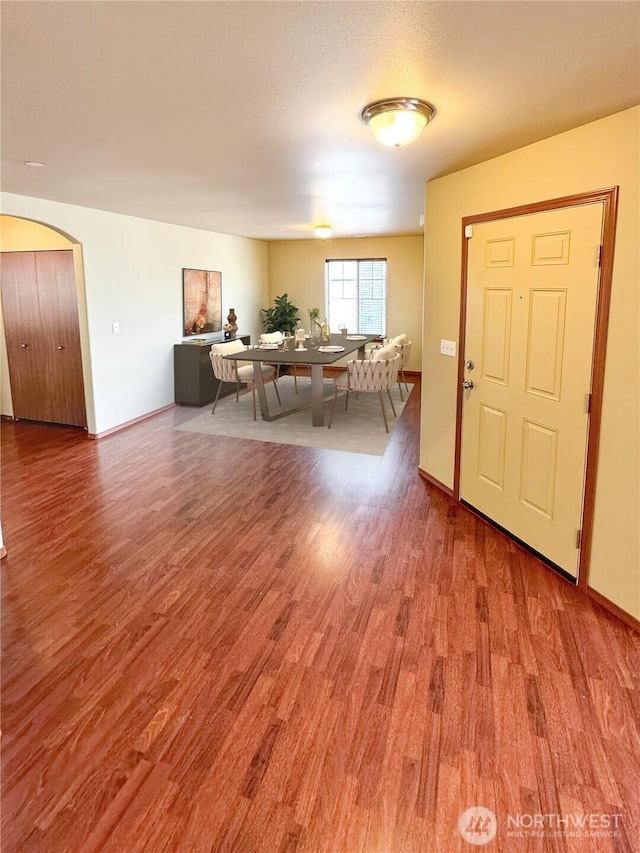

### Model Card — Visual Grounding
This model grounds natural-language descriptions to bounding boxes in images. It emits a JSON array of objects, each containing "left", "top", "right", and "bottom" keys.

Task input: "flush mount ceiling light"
[
  {"left": 24, "top": 160, "right": 45, "bottom": 167},
  {"left": 360, "top": 97, "right": 435, "bottom": 147},
  {"left": 314, "top": 225, "right": 333, "bottom": 239}
]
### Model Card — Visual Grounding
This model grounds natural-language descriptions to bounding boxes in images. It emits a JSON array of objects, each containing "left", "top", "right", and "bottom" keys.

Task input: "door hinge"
[
  {"left": 597, "top": 245, "right": 602, "bottom": 267},
  {"left": 465, "top": 224, "right": 473, "bottom": 239},
  {"left": 576, "top": 529, "right": 582, "bottom": 550},
  {"left": 585, "top": 393, "right": 592, "bottom": 414}
]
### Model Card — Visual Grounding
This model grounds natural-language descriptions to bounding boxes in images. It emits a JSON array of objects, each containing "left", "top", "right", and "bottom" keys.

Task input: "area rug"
[{"left": 175, "top": 375, "right": 414, "bottom": 456}]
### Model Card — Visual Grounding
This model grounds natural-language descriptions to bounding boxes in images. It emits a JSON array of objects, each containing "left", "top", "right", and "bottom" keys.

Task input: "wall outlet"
[
  {"left": 112, "top": 322, "right": 120, "bottom": 334},
  {"left": 440, "top": 339, "right": 457, "bottom": 357}
]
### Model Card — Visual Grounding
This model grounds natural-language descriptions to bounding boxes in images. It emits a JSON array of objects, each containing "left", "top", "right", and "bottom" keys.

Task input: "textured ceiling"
[{"left": 1, "top": 1, "right": 639, "bottom": 240}]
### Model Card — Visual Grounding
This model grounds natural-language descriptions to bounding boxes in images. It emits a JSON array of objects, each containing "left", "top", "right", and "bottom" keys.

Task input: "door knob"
[
  {"left": 462, "top": 379, "right": 474, "bottom": 390},
  {"left": 21, "top": 343, "right": 28, "bottom": 348},
  {"left": 57, "top": 346, "right": 65, "bottom": 350}
]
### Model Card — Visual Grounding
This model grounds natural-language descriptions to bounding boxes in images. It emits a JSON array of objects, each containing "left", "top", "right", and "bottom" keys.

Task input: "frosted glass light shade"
[
  {"left": 314, "top": 225, "right": 333, "bottom": 239},
  {"left": 368, "top": 110, "right": 427, "bottom": 147},
  {"left": 361, "top": 98, "right": 435, "bottom": 147}
]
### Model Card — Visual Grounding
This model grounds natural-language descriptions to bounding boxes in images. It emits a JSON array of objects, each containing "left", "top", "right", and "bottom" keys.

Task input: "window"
[{"left": 324, "top": 259, "right": 387, "bottom": 336}]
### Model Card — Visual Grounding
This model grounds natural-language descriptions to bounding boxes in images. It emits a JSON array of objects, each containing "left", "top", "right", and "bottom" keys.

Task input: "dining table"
[{"left": 224, "top": 333, "right": 378, "bottom": 426}]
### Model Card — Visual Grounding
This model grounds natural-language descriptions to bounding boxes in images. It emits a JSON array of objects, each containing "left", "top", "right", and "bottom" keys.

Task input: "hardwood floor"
[{"left": 2, "top": 380, "right": 639, "bottom": 852}]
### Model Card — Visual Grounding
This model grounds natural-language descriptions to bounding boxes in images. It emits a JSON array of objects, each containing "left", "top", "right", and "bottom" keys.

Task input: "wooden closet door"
[{"left": 1, "top": 250, "right": 86, "bottom": 427}]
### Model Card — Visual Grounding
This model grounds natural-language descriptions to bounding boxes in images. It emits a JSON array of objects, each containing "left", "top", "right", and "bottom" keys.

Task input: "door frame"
[{"left": 453, "top": 187, "right": 619, "bottom": 590}]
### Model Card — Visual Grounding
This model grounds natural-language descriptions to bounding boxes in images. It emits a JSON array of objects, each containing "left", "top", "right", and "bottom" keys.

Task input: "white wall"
[{"left": 0, "top": 194, "right": 269, "bottom": 434}]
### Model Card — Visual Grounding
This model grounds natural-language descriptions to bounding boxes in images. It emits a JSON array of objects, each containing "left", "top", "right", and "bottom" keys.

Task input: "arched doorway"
[{"left": 0, "top": 216, "right": 91, "bottom": 428}]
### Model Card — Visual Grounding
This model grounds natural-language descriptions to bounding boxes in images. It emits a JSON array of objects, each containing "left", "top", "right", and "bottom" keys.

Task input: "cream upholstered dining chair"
[
  {"left": 371, "top": 342, "right": 400, "bottom": 362},
  {"left": 209, "top": 340, "right": 281, "bottom": 420},
  {"left": 328, "top": 352, "right": 401, "bottom": 433},
  {"left": 259, "top": 331, "right": 299, "bottom": 393},
  {"left": 387, "top": 335, "right": 412, "bottom": 400},
  {"left": 259, "top": 331, "right": 283, "bottom": 345}
]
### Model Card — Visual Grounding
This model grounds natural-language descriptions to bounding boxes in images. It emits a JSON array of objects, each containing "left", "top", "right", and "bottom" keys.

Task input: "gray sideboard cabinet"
[{"left": 174, "top": 335, "right": 251, "bottom": 406}]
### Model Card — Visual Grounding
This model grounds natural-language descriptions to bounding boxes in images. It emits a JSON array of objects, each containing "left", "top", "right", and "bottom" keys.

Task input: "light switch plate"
[
  {"left": 440, "top": 339, "right": 456, "bottom": 357},
  {"left": 112, "top": 322, "right": 120, "bottom": 334}
]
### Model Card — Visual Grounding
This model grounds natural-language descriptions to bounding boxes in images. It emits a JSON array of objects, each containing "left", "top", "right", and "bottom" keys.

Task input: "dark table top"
[{"left": 224, "top": 334, "right": 377, "bottom": 365}]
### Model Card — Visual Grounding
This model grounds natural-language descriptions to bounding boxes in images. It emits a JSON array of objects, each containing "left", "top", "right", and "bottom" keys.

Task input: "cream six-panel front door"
[{"left": 460, "top": 203, "right": 604, "bottom": 577}]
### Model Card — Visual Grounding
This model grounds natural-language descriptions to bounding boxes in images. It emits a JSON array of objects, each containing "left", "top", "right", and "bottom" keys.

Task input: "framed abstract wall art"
[{"left": 182, "top": 268, "right": 222, "bottom": 336}]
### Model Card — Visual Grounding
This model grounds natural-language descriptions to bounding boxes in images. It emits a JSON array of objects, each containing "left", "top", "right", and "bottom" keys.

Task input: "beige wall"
[
  {"left": 267, "top": 236, "right": 423, "bottom": 371},
  {"left": 421, "top": 106, "right": 639, "bottom": 620},
  {"left": 0, "top": 216, "right": 76, "bottom": 250}
]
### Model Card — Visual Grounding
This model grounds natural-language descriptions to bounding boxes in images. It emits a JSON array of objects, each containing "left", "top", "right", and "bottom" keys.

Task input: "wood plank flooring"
[{"left": 2, "top": 379, "right": 639, "bottom": 852}]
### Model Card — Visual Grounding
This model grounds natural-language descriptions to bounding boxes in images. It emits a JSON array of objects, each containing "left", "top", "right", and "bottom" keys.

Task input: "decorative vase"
[
  {"left": 227, "top": 309, "right": 238, "bottom": 336},
  {"left": 308, "top": 310, "right": 321, "bottom": 344}
]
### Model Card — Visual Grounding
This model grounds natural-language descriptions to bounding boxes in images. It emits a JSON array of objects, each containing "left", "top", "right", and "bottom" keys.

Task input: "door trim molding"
[{"left": 454, "top": 187, "right": 619, "bottom": 590}]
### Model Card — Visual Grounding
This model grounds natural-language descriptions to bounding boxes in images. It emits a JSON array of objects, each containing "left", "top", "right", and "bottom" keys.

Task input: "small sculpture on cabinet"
[{"left": 224, "top": 308, "right": 238, "bottom": 339}]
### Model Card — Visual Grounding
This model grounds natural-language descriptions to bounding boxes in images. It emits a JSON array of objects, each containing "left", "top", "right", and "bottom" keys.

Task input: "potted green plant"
[{"left": 261, "top": 293, "right": 299, "bottom": 334}]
